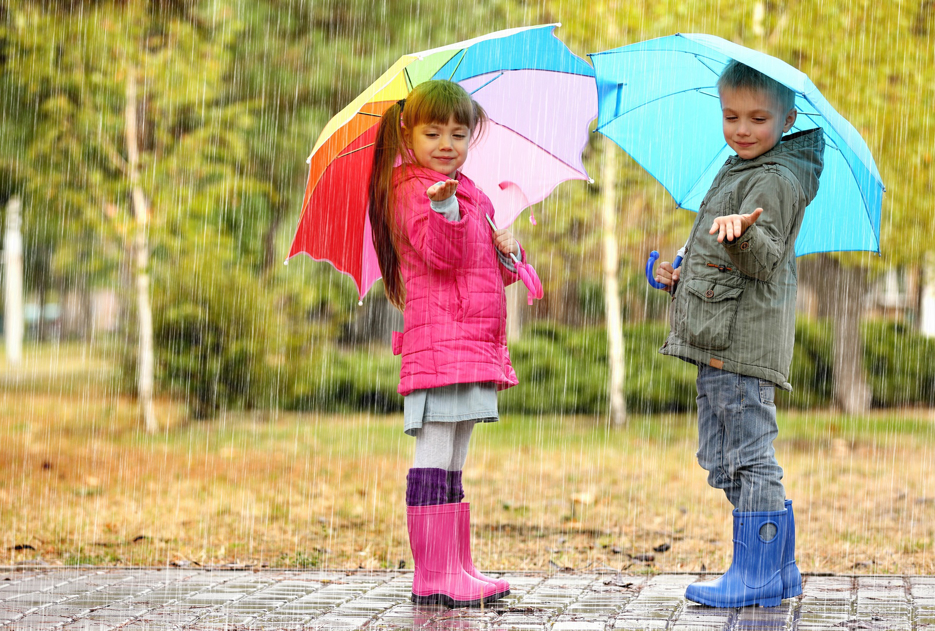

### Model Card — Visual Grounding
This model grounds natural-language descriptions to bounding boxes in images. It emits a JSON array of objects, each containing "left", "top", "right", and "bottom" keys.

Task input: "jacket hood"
[{"left": 727, "top": 127, "right": 825, "bottom": 205}]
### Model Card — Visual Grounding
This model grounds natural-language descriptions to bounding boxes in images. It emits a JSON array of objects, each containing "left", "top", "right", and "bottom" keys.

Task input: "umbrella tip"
[
  {"left": 283, "top": 260, "right": 289, "bottom": 266},
  {"left": 358, "top": 300, "right": 363, "bottom": 307}
]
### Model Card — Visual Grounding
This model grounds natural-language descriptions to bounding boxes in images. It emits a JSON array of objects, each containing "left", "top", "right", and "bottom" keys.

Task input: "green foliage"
[
  {"left": 786, "top": 319, "right": 935, "bottom": 409},
  {"left": 2, "top": 0, "right": 933, "bottom": 421},
  {"left": 863, "top": 320, "right": 935, "bottom": 407},
  {"left": 274, "top": 317, "right": 935, "bottom": 415},
  {"left": 278, "top": 343, "right": 402, "bottom": 414},
  {"left": 785, "top": 319, "right": 835, "bottom": 408},
  {"left": 501, "top": 321, "right": 698, "bottom": 415},
  {"left": 151, "top": 251, "right": 274, "bottom": 418}
]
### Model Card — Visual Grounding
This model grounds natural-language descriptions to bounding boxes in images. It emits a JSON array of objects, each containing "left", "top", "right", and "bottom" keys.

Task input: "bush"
[
  {"left": 785, "top": 318, "right": 935, "bottom": 409},
  {"left": 153, "top": 255, "right": 273, "bottom": 419},
  {"left": 863, "top": 320, "right": 935, "bottom": 407},
  {"left": 279, "top": 344, "right": 402, "bottom": 413},
  {"left": 500, "top": 321, "right": 697, "bottom": 415},
  {"left": 273, "top": 317, "right": 935, "bottom": 415},
  {"left": 785, "top": 319, "right": 834, "bottom": 408}
]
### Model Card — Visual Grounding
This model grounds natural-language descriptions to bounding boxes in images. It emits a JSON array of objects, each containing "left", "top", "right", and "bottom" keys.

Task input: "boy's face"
[{"left": 720, "top": 87, "right": 797, "bottom": 160}]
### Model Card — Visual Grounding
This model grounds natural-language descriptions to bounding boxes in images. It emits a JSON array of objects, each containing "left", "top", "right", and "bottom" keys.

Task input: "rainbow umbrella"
[{"left": 286, "top": 24, "right": 596, "bottom": 299}]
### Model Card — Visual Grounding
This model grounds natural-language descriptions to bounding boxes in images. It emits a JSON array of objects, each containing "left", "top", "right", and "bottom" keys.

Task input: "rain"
[{"left": 0, "top": 1, "right": 933, "bottom": 629}]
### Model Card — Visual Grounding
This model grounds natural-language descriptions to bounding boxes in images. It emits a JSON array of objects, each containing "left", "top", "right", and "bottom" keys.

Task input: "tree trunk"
[
  {"left": 3, "top": 197, "right": 24, "bottom": 365},
  {"left": 804, "top": 255, "right": 871, "bottom": 413},
  {"left": 920, "top": 253, "right": 935, "bottom": 337},
  {"left": 263, "top": 203, "right": 284, "bottom": 273},
  {"left": 126, "top": 68, "right": 158, "bottom": 434},
  {"left": 601, "top": 138, "right": 627, "bottom": 426},
  {"left": 505, "top": 281, "right": 524, "bottom": 341}
]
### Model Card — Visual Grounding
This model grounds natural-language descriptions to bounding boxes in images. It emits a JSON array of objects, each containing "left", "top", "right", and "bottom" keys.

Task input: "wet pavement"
[{"left": 0, "top": 568, "right": 933, "bottom": 630}]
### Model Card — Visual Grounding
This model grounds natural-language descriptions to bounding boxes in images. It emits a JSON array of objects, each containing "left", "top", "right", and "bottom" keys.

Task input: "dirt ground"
[{"left": 1, "top": 384, "right": 932, "bottom": 575}]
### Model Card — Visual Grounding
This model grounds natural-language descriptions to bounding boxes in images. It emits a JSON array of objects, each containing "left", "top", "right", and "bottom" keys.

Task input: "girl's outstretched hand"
[
  {"left": 426, "top": 179, "right": 458, "bottom": 202},
  {"left": 492, "top": 228, "right": 519, "bottom": 258}
]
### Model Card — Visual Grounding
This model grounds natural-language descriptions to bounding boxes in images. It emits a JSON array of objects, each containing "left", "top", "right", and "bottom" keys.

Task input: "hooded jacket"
[
  {"left": 390, "top": 165, "right": 522, "bottom": 396},
  {"left": 660, "top": 128, "right": 825, "bottom": 390}
]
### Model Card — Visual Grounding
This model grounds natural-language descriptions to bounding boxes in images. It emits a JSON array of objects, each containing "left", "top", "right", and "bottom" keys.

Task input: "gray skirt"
[{"left": 403, "top": 382, "right": 499, "bottom": 436}]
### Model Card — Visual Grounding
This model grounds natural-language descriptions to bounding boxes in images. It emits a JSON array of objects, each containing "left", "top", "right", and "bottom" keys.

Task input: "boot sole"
[
  {"left": 412, "top": 589, "right": 508, "bottom": 608},
  {"left": 685, "top": 591, "right": 782, "bottom": 608}
]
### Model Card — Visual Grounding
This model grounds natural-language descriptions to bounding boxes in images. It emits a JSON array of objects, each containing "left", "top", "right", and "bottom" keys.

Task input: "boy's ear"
[{"left": 783, "top": 108, "right": 797, "bottom": 133}]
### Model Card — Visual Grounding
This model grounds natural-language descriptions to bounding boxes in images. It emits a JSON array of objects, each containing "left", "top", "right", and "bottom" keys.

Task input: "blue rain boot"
[
  {"left": 782, "top": 499, "right": 802, "bottom": 599},
  {"left": 685, "top": 508, "right": 786, "bottom": 608}
]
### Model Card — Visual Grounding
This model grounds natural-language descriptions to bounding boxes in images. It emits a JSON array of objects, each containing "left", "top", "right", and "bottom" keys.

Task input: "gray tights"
[{"left": 413, "top": 420, "right": 476, "bottom": 471}]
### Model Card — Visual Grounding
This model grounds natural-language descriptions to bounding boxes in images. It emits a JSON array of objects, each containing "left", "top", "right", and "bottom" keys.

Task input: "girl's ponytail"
[{"left": 368, "top": 100, "right": 407, "bottom": 309}]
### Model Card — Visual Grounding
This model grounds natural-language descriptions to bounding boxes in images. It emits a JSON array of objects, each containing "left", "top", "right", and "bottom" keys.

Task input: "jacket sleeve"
[
  {"left": 398, "top": 180, "right": 467, "bottom": 271},
  {"left": 722, "top": 171, "right": 799, "bottom": 281}
]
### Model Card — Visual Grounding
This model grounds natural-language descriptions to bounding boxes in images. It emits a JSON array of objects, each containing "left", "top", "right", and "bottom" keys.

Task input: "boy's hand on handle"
[
  {"left": 492, "top": 228, "right": 519, "bottom": 257},
  {"left": 426, "top": 179, "right": 458, "bottom": 202},
  {"left": 709, "top": 207, "right": 764, "bottom": 243},
  {"left": 656, "top": 260, "right": 680, "bottom": 292}
]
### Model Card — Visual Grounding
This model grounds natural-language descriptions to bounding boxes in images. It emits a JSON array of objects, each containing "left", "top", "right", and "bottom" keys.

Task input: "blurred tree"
[{"left": 0, "top": 1, "right": 272, "bottom": 420}]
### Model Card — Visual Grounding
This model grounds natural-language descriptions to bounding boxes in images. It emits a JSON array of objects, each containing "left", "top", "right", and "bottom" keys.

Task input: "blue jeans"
[{"left": 695, "top": 364, "right": 786, "bottom": 512}]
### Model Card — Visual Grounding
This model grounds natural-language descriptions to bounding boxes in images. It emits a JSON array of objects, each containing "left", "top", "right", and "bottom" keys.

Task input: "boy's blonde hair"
[{"left": 717, "top": 60, "right": 796, "bottom": 113}]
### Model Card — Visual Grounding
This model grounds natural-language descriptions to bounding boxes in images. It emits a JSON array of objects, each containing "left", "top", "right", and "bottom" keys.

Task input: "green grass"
[{"left": 1, "top": 343, "right": 933, "bottom": 576}]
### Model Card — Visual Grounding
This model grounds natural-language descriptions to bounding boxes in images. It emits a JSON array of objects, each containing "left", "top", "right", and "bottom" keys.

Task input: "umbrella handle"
[
  {"left": 645, "top": 251, "right": 683, "bottom": 290},
  {"left": 511, "top": 253, "right": 544, "bottom": 305}
]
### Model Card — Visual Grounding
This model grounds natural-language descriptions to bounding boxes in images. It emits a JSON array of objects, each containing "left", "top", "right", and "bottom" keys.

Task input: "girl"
[{"left": 368, "top": 80, "right": 527, "bottom": 608}]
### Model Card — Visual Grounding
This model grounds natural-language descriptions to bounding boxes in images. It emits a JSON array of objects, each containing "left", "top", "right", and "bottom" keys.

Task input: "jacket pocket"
[{"left": 678, "top": 278, "right": 744, "bottom": 351}]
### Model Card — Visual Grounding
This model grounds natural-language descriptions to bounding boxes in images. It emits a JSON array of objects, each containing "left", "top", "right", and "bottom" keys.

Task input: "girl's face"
[
  {"left": 404, "top": 115, "right": 471, "bottom": 176},
  {"left": 720, "top": 87, "right": 796, "bottom": 160}
]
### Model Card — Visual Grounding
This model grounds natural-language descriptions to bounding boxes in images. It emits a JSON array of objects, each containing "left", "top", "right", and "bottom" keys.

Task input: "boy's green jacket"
[{"left": 661, "top": 128, "right": 825, "bottom": 390}]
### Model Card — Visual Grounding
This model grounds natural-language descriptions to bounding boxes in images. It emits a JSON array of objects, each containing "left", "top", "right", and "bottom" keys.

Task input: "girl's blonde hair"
[{"left": 368, "top": 80, "right": 487, "bottom": 309}]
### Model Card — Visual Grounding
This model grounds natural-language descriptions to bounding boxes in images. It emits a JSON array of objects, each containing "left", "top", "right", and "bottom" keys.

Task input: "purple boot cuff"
[
  {"left": 447, "top": 470, "right": 464, "bottom": 504},
  {"left": 406, "top": 468, "right": 449, "bottom": 506}
]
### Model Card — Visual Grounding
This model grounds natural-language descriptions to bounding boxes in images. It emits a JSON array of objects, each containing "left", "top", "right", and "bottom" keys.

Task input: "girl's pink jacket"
[{"left": 390, "top": 165, "right": 522, "bottom": 397}]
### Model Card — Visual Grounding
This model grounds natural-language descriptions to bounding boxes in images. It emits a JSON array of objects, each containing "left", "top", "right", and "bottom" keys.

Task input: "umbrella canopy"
[
  {"left": 590, "top": 33, "right": 884, "bottom": 256},
  {"left": 288, "top": 24, "right": 597, "bottom": 299}
]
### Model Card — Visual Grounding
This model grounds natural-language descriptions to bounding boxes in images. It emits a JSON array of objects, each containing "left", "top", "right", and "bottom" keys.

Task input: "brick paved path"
[{"left": 1, "top": 568, "right": 933, "bottom": 630}]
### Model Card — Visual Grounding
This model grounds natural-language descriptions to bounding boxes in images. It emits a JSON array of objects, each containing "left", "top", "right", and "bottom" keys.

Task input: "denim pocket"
[{"left": 758, "top": 379, "right": 775, "bottom": 406}]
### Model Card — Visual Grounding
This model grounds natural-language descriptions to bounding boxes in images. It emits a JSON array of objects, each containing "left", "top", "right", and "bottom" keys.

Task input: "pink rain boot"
[
  {"left": 407, "top": 503, "right": 501, "bottom": 607},
  {"left": 458, "top": 503, "right": 510, "bottom": 598}
]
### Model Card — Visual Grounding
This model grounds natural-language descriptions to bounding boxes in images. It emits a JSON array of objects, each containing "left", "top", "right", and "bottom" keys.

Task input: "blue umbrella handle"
[{"left": 645, "top": 251, "right": 683, "bottom": 289}]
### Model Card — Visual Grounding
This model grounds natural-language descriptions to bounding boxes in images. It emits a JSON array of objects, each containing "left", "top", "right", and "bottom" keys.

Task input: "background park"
[{"left": 0, "top": 0, "right": 933, "bottom": 583}]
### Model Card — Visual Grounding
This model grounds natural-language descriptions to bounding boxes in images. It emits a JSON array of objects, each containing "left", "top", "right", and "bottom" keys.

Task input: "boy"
[{"left": 654, "top": 60, "right": 824, "bottom": 608}]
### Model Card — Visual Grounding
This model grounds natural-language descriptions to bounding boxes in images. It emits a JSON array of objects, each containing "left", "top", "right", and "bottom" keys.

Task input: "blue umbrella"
[{"left": 589, "top": 33, "right": 884, "bottom": 278}]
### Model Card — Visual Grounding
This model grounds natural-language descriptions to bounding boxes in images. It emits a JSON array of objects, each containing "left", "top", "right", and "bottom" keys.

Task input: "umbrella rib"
[
  {"left": 595, "top": 86, "right": 717, "bottom": 132},
  {"left": 469, "top": 72, "right": 505, "bottom": 95},
  {"left": 446, "top": 50, "right": 468, "bottom": 81},
  {"left": 486, "top": 121, "right": 586, "bottom": 176},
  {"left": 679, "top": 143, "right": 732, "bottom": 206},
  {"left": 337, "top": 143, "right": 375, "bottom": 159},
  {"left": 694, "top": 55, "right": 724, "bottom": 78}
]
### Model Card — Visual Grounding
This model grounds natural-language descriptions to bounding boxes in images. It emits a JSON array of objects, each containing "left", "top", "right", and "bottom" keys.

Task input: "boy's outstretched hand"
[
  {"left": 710, "top": 207, "right": 763, "bottom": 243},
  {"left": 426, "top": 179, "right": 458, "bottom": 202}
]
